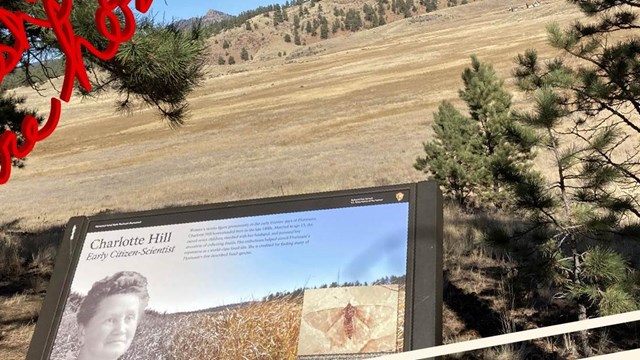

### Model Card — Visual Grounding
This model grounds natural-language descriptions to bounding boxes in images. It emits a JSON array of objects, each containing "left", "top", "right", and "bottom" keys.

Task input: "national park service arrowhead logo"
[{"left": 396, "top": 192, "right": 405, "bottom": 202}]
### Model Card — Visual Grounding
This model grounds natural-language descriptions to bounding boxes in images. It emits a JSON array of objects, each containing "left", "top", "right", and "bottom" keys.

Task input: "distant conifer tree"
[
  {"left": 426, "top": 0, "right": 438, "bottom": 12},
  {"left": 294, "top": 30, "right": 302, "bottom": 45},
  {"left": 320, "top": 17, "right": 329, "bottom": 39},
  {"left": 331, "top": 20, "right": 339, "bottom": 33},
  {"left": 344, "top": 9, "right": 363, "bottom": 31},
  {"left": 293, "top": 14, "right": 301, "bottom": 29},
  {"left": 240, "top": 48, "right": 250, "bottom": 61}
]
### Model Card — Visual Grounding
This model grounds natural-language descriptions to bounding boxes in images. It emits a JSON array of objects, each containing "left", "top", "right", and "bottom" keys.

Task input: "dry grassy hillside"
[
  {"left": 2, "top": 0, "right": 579, "bottom": 227},
  {"left": 0, "top": 1, "right": 595, "bottom": 359},
  {"left": 207, "top": 0, "right": 475, "bottom": 64}
]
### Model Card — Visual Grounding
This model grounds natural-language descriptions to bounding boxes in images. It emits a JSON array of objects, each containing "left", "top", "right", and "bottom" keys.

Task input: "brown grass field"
[{"left": 4, "top": 1, "right": 636, "bottom": 359}]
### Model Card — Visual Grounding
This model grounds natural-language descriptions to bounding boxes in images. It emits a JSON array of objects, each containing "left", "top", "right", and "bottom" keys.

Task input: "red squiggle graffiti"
[{"left": 0, "top": 0, "right": 153, "bottom": 184}]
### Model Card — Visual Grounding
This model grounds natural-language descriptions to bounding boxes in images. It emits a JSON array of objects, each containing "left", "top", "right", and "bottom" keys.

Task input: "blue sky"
[{"left": 148, "top": 0, "right": 286, "bottom": 20}]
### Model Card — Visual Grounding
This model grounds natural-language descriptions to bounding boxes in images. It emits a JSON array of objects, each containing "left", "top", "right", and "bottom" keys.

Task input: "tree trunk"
[
  {"left": 571, "top": 233, "right": 592, "bottom": 357},
  {"left": 577, "top": 302, "right": 592, "bottom": 357}
]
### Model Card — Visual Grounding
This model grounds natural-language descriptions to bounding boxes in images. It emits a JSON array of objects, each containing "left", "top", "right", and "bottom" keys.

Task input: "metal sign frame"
[{"left": 27, "top": 181, "right": 442, "bottom": 360}]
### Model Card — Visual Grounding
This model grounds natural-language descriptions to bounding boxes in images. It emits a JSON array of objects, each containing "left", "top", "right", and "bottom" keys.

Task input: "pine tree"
[
  {"left": 344, "top": 9, "right": 363, "bottom": 31},
  {"left": 332, "top": 20, "right": 340, "bottom": 34},
  {"left": 460, "top": 56, "right": 536, "bottom": 204},
  {"left": 407, "top": 0, "right": 416, "bottom": 15},
  {"left": 426, "top": 0, "right": 438, "bottom": 12},
  {"left": 293, "top": 14, "right": 301, "bottom": 29},
  {"left": 320, "top": 17, "right": 330, "bottom": 39},
  {"left": 0, "top": 91, "right": 42, "bottom": 169},
  {"left": 505, "top": 1, "right": 640, "bottom": 354},
  {"left": 240, "top": 48, "right": 250, "bottom": 61},
  {"left": 417, "top": 56, "right": 535, "bottom": 207},
  {"left": 378, "top": 1, "right": 387, "bottom": 25},
  {"left": 294, "top": 30, "right": 302, "bottom": 45},
  {"left": 363, "top": 4, "right": 376, "bottom": 22},
  {"left": 0, "top": 1, "right": 206, "bottom": 176},
  {"left": 524, "top": 0, "right": 640, "bottom": 220},
  {"left": 415, "top": 102, "right": 491, "bottom": 206},
  {"left": 228, "top": 56, "right": 236, "bottom": 65},
  {"left": 1, "top": 1, "right": 206, "bottom": 126},
  {"left": 505, "top": 80, "right": 639, "bottom": 358}
]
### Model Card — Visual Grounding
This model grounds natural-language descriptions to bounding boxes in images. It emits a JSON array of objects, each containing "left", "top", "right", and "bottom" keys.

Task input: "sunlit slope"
[{"left": 2, "top": 0, "right": 580, "bottom": 226}]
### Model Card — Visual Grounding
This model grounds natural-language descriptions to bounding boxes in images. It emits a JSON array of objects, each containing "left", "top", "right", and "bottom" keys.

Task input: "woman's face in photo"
[{"left": 79, "top": 294, "right": 141, "bottom": 360}]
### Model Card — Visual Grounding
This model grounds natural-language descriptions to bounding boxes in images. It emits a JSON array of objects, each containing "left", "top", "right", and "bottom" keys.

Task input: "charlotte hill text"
[{"left": 86, "top": 232, "right": 175, "bottom": 261}]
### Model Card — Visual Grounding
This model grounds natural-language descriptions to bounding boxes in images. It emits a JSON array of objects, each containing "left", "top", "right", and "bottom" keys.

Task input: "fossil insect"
[
  {"left": 301, "top": 301, "right": 396, "bottom": 353},
  {"left": 297, "top": 285, "right": 400, "bottom": 356},
  {"left": 342, "top": 302, "right": 357, "bottom": 339}
]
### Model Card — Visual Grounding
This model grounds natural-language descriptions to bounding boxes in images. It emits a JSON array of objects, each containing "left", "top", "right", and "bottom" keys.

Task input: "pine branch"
[
  {"left": 572, "top": 90, "right": 640, "bottom": 133},
  {"left": 573, "top": 131, "right": 640, "bottom": 185}
]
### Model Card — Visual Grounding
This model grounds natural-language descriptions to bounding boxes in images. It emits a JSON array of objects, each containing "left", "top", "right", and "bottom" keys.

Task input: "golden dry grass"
[
  {"left": 0, "top": 295, "right": 41, "bottom": 360},
  {"left": 170, "top": 296, "right": 303, "bottom": 359}
]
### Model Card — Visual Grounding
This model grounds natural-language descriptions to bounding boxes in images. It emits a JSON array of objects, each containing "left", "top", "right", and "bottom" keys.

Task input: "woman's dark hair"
[{"left": 76, "top": 271, "right": 149, "bottom": 326}]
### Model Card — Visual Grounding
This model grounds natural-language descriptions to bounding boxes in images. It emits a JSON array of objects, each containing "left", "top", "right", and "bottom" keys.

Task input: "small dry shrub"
[
  {"left": 0, "top": 238, "right": 23, "bottom": 278},
  {"left": 0, "top": 221, "right": 63, "bottom": 281}
]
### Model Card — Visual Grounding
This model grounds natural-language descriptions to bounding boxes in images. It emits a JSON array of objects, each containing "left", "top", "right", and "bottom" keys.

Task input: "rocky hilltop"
[{"left": 174, "top": 9, "right": 233, "bottom": 29}]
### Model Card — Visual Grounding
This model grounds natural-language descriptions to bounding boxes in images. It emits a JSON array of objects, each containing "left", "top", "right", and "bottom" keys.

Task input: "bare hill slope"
[{"left": 2, "top": 0, "right": 580, "bottom": 227}]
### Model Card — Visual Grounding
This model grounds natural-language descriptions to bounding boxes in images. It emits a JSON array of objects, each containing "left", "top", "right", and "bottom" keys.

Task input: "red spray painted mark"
[{"left": 0, "top": 0, "right": 153, "bottom": 184}]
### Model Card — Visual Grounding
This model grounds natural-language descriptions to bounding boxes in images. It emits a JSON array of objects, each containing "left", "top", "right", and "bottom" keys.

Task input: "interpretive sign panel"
[{"left": 27, "top": 181, "right": 442, "bottom": 360}]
